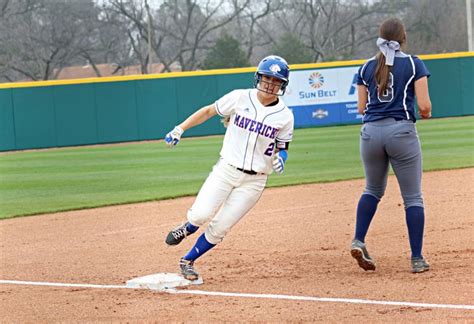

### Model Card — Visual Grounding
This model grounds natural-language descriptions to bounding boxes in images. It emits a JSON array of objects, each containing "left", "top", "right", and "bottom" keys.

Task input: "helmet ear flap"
[
  {"left": 280, "top": 79, "right": 289, "bottom": 94},
  {"left": 253, "top": 72, "right": 262, "bottom": 89}
]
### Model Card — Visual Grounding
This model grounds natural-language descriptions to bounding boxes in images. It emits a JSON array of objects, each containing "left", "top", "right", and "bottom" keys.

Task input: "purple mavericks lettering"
[{"left": 232, "top": 113, "right": 279, "bottom": 139}]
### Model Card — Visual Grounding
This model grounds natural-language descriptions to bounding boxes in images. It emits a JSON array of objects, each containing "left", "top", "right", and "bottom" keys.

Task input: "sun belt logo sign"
[
  {"left": 269, "top": 64, "right": 281, "bottom": 73},
  {"left": 308, "top": 72, "right": 324, "bottom": 89}
]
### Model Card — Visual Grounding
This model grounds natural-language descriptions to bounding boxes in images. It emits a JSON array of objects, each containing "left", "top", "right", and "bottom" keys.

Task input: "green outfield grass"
[{"left": 0, "top": 116, "right": 473, "bottom": 219}]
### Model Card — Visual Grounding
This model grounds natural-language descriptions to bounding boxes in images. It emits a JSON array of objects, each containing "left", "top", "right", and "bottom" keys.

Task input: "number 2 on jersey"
[{"left": 264, "top": 142, "right": 275, "bottom": 156}]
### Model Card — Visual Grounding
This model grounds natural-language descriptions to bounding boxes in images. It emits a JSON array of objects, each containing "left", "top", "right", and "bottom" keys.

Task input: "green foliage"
[
  {"left": 272, "top": 33, "right": 313, "bottom": 64},
  {"left": 0, "top": 116, "right": 473, "bottom": 219},
  {"left": 202, "top": 35, "right": 250, "bottom": 69}
]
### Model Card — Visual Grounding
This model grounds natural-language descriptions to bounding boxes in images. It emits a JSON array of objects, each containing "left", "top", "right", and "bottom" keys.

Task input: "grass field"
[{"left": 0, "top": 116, "right": 473, "bottom": 219}]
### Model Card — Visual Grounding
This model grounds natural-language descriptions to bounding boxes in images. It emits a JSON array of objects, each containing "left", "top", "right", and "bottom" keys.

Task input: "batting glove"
[
  {"left": 164, "top": 126, "right": 184, "bottom": 148},
  {"left": 272, "top": 150, "right": 288, "bottom": 174}
]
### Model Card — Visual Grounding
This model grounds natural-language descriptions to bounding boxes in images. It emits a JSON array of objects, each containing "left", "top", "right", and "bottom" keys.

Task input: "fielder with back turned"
[
  {"left": 350, "top": 18, "right": 433, "bottom": 273},
  {"left": 163, "top": 55, "right": 294, "bottom": 280}
]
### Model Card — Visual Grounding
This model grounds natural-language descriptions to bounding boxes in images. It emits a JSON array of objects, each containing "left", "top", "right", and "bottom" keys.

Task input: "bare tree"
[
  {"left": 150, "top": 0, "right": 252, "bottom": 71},
  {"left": 104, "top": 0, "right": 152, "bottom": 73},
  {"left": 106, "top": 0, "right": 250, "bottom": 72},
  {"left": 0, "top": 0, "right": 470, "bottom": 82},
  {"left": 279, "top": 0, "right": 407, "bottom": 62},
  {"left": 230, "top": 0, "right": 282, "bottom": 61},
  {"left": 0, "top": 0, "right": 37, "bottom": 18},
  {"left": 404, "top": 0, "right": 469, "bottom": 54},
  {"left": 0, "top": 0, "right": 101, "bottom": 81},
  {"left": 0, "top": 0, "right": 38, "bottom": 81}
]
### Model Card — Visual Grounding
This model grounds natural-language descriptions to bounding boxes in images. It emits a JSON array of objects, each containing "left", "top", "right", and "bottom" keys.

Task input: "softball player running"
[
  {"left": 164, "top": 55, "right": 294, "bottom": 280},
  {"left": 351, "top": 18, "right": 432, "bottom": 273}
]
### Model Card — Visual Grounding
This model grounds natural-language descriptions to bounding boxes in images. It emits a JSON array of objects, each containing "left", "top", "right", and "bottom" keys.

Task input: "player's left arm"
[
  {"left": 414, "top": 77, "right": 431, "bottom": 119},
  {"left": 273, "top": 141, "right": 289, "bottom": 175},
  {"left": 413, "top": 56, "right": 432, "bottom": 119},
  {"left": 272, "top": 112, "right": 294, "bottom": 174}
]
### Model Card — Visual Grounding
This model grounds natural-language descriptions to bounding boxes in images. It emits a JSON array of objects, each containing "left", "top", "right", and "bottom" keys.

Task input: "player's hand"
[
  {"left": 272, "top": 150, "right": 288, "bottom": 175},
  {"left": 164, "top": 126, "right": 184, "bottom": 148},
  {"left": 419, "top": 110, "right": 432, "bottom": 119}
]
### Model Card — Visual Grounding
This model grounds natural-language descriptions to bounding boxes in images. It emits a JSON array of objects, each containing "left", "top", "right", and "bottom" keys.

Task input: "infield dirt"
[{"left": 1, "top": 168, "right": 473, "bottom": 322}]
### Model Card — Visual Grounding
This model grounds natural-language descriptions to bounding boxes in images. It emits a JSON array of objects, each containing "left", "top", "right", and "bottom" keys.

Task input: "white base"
[{"left": 126, "top": 273, "right": 203, "bottom": 291}]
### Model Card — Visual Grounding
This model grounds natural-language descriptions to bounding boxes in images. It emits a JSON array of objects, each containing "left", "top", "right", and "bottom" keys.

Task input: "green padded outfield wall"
[
  {"left": 0, "top": 52, "right": 472, "bottom": 151},
  {"left": 0, "top": 89, "right": 15, "bottom": 151},
  {"left": 425, "top": 56, "right": 474, "bottom": 117}
]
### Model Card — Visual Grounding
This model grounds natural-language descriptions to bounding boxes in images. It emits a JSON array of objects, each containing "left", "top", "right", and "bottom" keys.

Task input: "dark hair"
[{"left": 375, "top": 18, "right": 406, "bottom": 96}]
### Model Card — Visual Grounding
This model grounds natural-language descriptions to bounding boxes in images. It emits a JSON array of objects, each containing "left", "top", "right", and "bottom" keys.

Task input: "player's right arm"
[
  {"left": 356, "top": 63, "right": 369, "bottom": 115},
  {"left": 164, "top": 104, "right": 217, "bottom": 147},
  {"left": 178, "top": 104, "right": 217, "bottom": 131},
  {"left": 165, "top": 90, "right": 241, "bottom": 147},
  {"left": 357, "top": 85, "right": 368, "bottom": 115}
]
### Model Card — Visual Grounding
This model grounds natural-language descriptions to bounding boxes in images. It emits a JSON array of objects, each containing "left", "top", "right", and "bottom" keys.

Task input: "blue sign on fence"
[{"left": 283, "top": 66, "right": 363, "bottom": 127}]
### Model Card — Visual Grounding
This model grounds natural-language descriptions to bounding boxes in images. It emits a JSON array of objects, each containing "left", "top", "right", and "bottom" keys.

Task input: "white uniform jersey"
[{"left": 215, "top": 88, "right": 294, "bottom": 174}]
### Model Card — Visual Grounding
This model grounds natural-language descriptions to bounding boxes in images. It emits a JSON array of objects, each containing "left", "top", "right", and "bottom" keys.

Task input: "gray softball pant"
[{"left": 360, "top": 117, "right": 424, "bottom": 208}]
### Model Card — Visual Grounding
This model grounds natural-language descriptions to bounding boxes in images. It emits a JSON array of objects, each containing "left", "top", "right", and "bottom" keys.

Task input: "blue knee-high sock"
[
  {"left": 405, "top": 206, "right": 425, "bottom": 258},
  {"left": 186, "top": 222, "right": 199, "bottom": 234},
  {"left": 183, "top": 233, "right": 216, "bottom": 262},
  {"left": 354, "top": 194, "right": 380, "bottom": 243}
]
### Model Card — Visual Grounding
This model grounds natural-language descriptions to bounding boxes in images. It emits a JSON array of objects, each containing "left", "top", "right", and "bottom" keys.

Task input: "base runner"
[{"left": 163, "top": 55, "right": 294, "bottom": 280}]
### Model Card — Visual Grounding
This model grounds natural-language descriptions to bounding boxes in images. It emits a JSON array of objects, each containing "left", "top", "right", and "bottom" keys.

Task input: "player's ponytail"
[
  {"left": 375, "top": 17, "right": 406, "bottom": 97},
  {"left": 375, "top": 53, "right": 390, "bottom": 97}
]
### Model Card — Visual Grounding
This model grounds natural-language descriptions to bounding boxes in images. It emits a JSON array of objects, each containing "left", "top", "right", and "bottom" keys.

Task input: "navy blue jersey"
[{"left": 356, "top": 52, "right": 430, "bottom": 122}]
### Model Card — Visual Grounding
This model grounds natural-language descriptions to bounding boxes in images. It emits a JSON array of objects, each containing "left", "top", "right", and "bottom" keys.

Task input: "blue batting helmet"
[{"left": 253, "top": 55, "right": 290, "bottom": 95}]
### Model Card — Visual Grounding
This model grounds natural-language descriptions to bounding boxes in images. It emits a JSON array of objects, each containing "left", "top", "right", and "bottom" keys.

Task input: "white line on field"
[
  {"left": 165, "top": 288, "right": 474, "bottom": 310},
  {"left": 0, "top": 279, "right": 127, "bottom": 289},
  {"left": 1, "top": 279, "right": 473, "bottom": 311}
]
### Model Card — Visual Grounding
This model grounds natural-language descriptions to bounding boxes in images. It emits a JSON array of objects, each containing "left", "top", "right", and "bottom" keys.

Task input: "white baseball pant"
[{"left": 187, "top": 159, "right": 267, "bottom": 245}]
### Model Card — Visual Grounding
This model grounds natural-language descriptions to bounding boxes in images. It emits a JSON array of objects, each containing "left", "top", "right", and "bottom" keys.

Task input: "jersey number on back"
[{"left": 378, "top": 72, "right": 394, "bottom": 102}]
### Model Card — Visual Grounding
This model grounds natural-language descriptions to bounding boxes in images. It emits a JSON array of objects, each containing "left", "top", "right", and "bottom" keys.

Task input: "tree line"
[{"left": 0, "top": 0, "right": 470, "bottom": 82}]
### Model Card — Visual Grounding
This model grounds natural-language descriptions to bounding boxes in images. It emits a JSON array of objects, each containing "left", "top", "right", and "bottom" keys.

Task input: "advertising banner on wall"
[{"left": 283, "top": 66, "right": 363, "bottom": 127}]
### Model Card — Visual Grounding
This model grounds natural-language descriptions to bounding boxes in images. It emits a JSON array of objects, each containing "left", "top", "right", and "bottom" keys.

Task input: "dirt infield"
[{"left": 1, "top": 168, "right": 473, "bottom": 322}]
